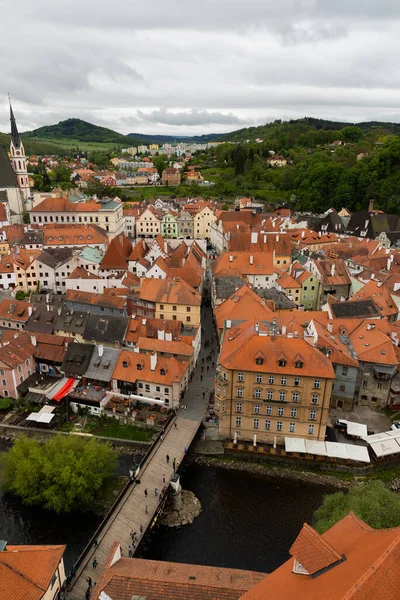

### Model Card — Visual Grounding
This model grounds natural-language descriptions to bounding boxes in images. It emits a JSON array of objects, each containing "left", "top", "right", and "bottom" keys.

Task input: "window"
[
  {"left": 267, "top": 390, "right": 273, "bottom": 400},
  {"left": 1, "top": 380, "right": 5, "bottom": 386},
  {"left": 19, "top": 376, "right": 23, "bottom": 383},
  {"left": 276, "top": 421, "right": 283, "bottom": 431},
  {"left": 164, "top": 388, "right": 169, "bottom": 394},
  {"left": 254, "top": 404, "right": 260, "bottom": 414},
  {"left": 265, "top": 420, "right": 271, "bottom": 430},
  {"left": 281, "top": 377, "right": 287, "bottom": 385},
  {"left": 308, "top": 425, "right": 315, "bottom": 435},
  {"left": 278, "top": 359, "right": 286, "bottom": 367},
  {"left": 237, "top": 372, "right": 244, "bottom": 381},
  {"left": 362, "top": 380, "right": 368, "bottom": 388},
  {"left": 156, "top": 386, "right": 161, "bottom": 392},
  {"left": 0, "top": 369, "right": 4, "bottom": 376},
  {"left": 3, "top": 390, "right": 8, "bottom": 397},
  {"left": 159, "top": 304, "right": 164, "bottom": 310},
  {"left": 138, "top": 383, "right": 143, "bottom": 389},
  {"left": 289, "top": 422, "right": 296, "bottom": 433},
  {"left": 253, "top": 418, "right": 259, "bottom": 429},
  {"left": 237, "top": 387, "right": 243, "bottom": 397},
  {"left": 295, "top": 361, "right": 303, "bottom": 369},
  {"left": 236, "top": 417, "right": 242, "bottom": 427},
  {"left": 145, "top": 384, "right": 150, "bottom": 392},
  {"left": 186, "top": 306, "right": 191, "bottom": 312},
  {"left": 186, "top": 316, "right": 191, "bottom": 322},
  {"left": 268, "top": 375, "right": 275, "bottom": 384},
  {"left": 256, "top": 374, "right": 263, "bottom": 383},
  {"left": 160, "top": 314, "right": 164, "bottom": 319},
  {"left": 254, "top": 388, "right": 261, "bottom": 399},
  {"left": 377, "top": 382, "right": 383, "bottom": 390},
  {"left": 279, "top": 391, "right": 286, "bottom": 401},
  {"left": 173, "top": 305, "right": 177, "bottom": 311},
  {"left": 255, "top": 357, "right": 264, "bottom": 365},
  {"left": 340, "top": 384, "right": 346, "bottom": 392},
  {"left": 18, "top": 365, "right": 22, "bottom": 373},
  {"left": 223, "top": 372, "right": 227, "bottom": 380},
  {"left": 236, "top": 402, "right": 242, "bottom": 413},
  {"left": 294, "top": 377, "right": 300, "bottom": 386},
  {"left": 311, "top": 394, "right": 318, "bottom": 404},
  {"left": 216, "top": 387, "right": 220, "bottom": 396},
  {"left": 313, "top": 379, "right": 320, "bottom": 389},
  {"left": 290, "top": 408, "right": 297, "bottom": 418},
  {"left": 266, "top": 405, "right": 272, "bottom": 416},
  {"left": 278, "top": 407, "right": 284, "bottom": 417},
  {"left": 309, "top": 410, "right": 317, "bottom": 420}
]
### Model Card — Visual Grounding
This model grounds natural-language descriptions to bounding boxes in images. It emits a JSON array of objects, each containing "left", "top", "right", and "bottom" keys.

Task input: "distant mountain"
[
  {"left": 127, "top": 132, "right": 221, "bottom": 144},
  {"left": 21, "top": 118, "right": 141, "bottom": 145}
]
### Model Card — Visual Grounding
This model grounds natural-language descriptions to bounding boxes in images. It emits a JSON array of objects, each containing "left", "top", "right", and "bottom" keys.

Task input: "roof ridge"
[{"left": 342, "top": 533, "right": 400, "bottom": 599}]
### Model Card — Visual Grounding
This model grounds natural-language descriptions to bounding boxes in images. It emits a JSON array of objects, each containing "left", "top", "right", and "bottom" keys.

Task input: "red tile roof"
[
  {"left": 139, "top": 277, "right": 201, "bottom": 306},
  {"left": 240, "top": 512, "right": 400, "bottom": 600},
  {"left": 100, "top": 233, "right": 132, "bottom": 270},
  {"left": 0, "top": 544, "right": 65, "bottom": 600}
]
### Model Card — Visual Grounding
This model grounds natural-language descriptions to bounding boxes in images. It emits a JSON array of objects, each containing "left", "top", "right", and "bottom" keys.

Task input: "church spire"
[{"left": 9, "top": 95, "right": 21, "bottom": 148}]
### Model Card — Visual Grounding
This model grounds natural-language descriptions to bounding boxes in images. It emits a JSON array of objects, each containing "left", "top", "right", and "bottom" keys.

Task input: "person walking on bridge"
[
  {"left": 144, "top": 488, "right": 148, "bottom": 498},
  {"left": 92, "top": 558, "right": 97, "bottom": 570},
  {"left": 166, "top": 454, "right": 170, "bottom": 464}
]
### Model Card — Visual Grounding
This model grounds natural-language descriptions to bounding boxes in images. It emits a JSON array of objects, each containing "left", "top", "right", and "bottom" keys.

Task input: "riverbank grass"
[{"left": 86, "top": 418, "right": 154, "bottom": 442}]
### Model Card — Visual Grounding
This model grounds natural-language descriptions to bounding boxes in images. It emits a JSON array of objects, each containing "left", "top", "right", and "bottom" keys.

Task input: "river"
[
  {"left": 0, "top": 445, "right": 333, "bottom": 574},
  {"left": 139, "top": 463, "right": 334, "bottom": 573}
]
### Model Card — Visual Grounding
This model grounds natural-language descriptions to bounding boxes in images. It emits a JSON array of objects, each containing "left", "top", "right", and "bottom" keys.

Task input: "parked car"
[
  {"left": 335, "top": 419, "right": 348, "bottom": 431},
  {"left": 391, "top": 421, "right": 400, "bottom": 430}
]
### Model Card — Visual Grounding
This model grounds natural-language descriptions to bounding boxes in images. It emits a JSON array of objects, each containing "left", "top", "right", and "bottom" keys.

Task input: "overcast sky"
[{"left": 1, "top": 0, "right": 400, "bottom": 136}]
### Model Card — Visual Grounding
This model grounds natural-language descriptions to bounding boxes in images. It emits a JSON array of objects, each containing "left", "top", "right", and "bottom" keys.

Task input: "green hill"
[
  {"left": 22, "top": 118, "right": 139, "bottom": 145},
  {"left": 127, "top": 132, "right": 221, "bottom": 144}
]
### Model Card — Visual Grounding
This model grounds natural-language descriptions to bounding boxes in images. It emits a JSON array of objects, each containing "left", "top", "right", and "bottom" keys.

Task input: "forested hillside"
[
  {"left": 22, "top": 118, "right": 137, "bottom": 145},
  {"left": 196, "top": 122, "right": 400, "bottom": 213}
]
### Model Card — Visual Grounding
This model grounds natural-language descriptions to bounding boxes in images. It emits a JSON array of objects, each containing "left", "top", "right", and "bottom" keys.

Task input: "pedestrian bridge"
[{"left": 66, "top": 416, "right": 201, "bottom": 599}]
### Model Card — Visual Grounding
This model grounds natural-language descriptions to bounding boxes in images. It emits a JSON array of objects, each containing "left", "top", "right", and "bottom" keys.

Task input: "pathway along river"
[{"left": 0, "top": 441, "right": 333, "bottom": 574}]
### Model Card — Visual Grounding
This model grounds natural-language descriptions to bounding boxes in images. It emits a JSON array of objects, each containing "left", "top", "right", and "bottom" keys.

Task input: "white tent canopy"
[
  {"left": 345, "top": 444, "right": 370, "bottom": 463},
  {"left": 346, "top": 421, "right": 368, "bottom": 437},
  {"left": 305, "top": 440, "right": 327, "bottom": 456},
  {"left": 285, "top": 438, "right": 306, "bottom": 453},
  {"left": 326, "top": 441, "right": 349, "bottom": 460},
  {"left": 370, "top": 438, "right": 400, "bottom": 458},
  {"left": 26, "top": 405, "right": 55, "bottom": 424}
]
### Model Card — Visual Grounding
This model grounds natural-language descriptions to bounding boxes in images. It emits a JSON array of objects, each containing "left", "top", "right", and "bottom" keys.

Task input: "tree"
[
  {"left": 313, "top": 481, "right": 400, "bottom": 533},
  {"left": 15, "top": 290, "right": 28, "bottom": 300},
  {"left": 340, "top": 126, "right": 363, "bottom": 143},
  {"left": 153, "top": 156, "right": 167, "bottom": 177},
  {"left": 0, "top": 434, "right": 117, "bottom": 513}
]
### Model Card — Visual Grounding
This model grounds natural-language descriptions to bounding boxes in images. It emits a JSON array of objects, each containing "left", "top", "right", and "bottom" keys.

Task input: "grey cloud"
[{"left": 136, "top": 109, "right": 247, "bottom": 126}]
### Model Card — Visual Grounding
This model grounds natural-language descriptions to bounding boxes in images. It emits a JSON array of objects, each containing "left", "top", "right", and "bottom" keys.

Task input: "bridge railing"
[{"left": 68, "top": 410, "right": 176, "bottom": 582}]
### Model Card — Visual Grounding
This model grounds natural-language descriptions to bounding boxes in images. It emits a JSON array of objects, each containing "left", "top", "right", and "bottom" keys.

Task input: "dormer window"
[
  {"left": 160, "top": 368, "right": 166, "bottom": 375},
  {"left": 278, "top": 359, "right": 286, "bottom": 367},
  {"left": 122, "top": 361, "right": 128, "bottom": 368},
  {"left": 136, "top": 363, "right": 142, "bottom": 370},
  {"left": 256, "top": 357, "right": 264, "bottom": 365},
  {"left": 295, "top": 361, "right": 303, "bottom": 369}
]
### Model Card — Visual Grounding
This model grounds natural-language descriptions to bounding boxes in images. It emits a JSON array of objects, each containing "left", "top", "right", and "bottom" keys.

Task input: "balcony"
[{"left": 70, "top": 384, "right": 107, "bottom": 403}]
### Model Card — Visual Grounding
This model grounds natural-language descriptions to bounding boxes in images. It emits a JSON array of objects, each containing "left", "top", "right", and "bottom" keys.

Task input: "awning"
[
  {"left": 285, "top": 438, "right": 306, "bottom": 453},
  {"left": 49, "top": 378, "right": 79, "bottom": 402},
  {"left": 345, "top": 444, "right": 370, "bottom": 463},
  {"left": 346, "top": 421, "right": 368, "bottom": 437},
  {"left": 305, "top": 440, "right": 327, "bottom": 456},
  {"left": 370, "top": 438, "right": 400, "bottom": 458},
  {"left": 326, "top": 442, "right": 349, "bottom": 460},
  {"left": 373, "top": 365, "right": 397, "bottom": 374}
]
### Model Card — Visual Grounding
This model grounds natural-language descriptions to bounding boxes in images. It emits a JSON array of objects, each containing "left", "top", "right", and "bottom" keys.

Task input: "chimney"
[
  {"left": 368, "top": 199, "right": 375, "bottom": 212},
  {"left": 236, "top": 224, "right": 239, "bottom": 230},
  {"left": 282, "top": 325, "right": 287, "bottom": 335},
  {"left": 249, "top": 254, "right": 254, "bottom": 265},
  {"left": 255, "top": 322, "right": 259, "bottom": 333},
  {"left": 98, "top": 345, "right": 104, "bottom": 357},
  {"left": 371, "top": 273, "right": 375, "bottom": 279},
  {"left": 327, "top": 322, "right": 333, "bottom": 333},
  {"left": 226, "top": 319, "right": 232, "bottom": 329},
  {"left": 251, "top": 231, "right": 258, "bottom": 244},
  {"left": 142, "top": 318, "right": 146, "bottom": 325},
  {"left": 58, "top": 307, "right": 62, "bottom": 316},
  {"left": 28, "top": 306, "right": 33, "bottom": 317},
  {"left": 229, "top": 255, "right": 233, "bottom": 262},
  {"left": 150, "top": 352, "right": 157, "bottom": 371},
  {"left": 387, "top": 259, "right": 391, "bottom": 271},
  {"left": 276, "top": 235, "right": 279, "bottom": 242},
  {"left": 158, "top": 329, "right": 165, "bottom": 340},
  {"left": 301, "top": 230, "right": 305, "bottom": 239},
  {"left": 30, "top": 335, "right": 37, "bottom": 347},
  {"left": 263, "top": 235, "right": 267, "bottom": 243},
  {"left": 331, "top": 264, "right": 335, "bottom": 277}
]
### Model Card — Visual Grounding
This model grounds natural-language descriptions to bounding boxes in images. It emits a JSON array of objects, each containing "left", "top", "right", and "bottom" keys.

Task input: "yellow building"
[
  {"left": 139, "top": 277, "right": 201, "bottom": 326},
  {"left": 149, "top": 144, "right": 159, "bottom": 151},
  {"left": 14, "top": 248, "right": 41, "bottom": 292},
  {"left": 215, "top": 322, "right": 334, "bottom": 445},
  {"left": 193, "top": 206, "right": 217, "bottom": 240}
]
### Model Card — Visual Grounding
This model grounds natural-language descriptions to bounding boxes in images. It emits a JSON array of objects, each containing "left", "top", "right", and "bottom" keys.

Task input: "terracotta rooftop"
[
  {"left": 139, "top": 277, "right": 201, "bottom": 306},
  {"left": 352, "top": 280, "right": 398, "bottom": 318},
  {"left": 0, "top": 544, "right": 66, "bottom": 600},
  {"left": 214, "top": 251, "right": 275, "bottom": 276},
  {"left": 0, "top": 298, "right": 32, "bottom": 322},
  {"left": 239, "top": 512, "right": 400, "bottom": 600},
  {"left": 124, "top": 316, "right": 183, "bottom": 344},
  {"left": 137, "top": 336, "right": 194, "bottom": 357},
  {"left": 67, "top": 266, "right": 101, "bottom": 280},
  {"left": 92, "top": 551, "right": 265, "bottom": 600},
  {"left": 31, "top": 197, "right": 101, "bottom": 212},
  {"left": 112, "top": 349, "right": 189, "bottom": 385},
  {"left": 100, "top": 233, "right": 132, "bottom": 270},
  {"left": 66, "top": 289, "right": 126, "bottom": 310},
  {"left": 215, "top": 285, "right": 274, "bottom": 333},
  {"left": 219, "top": 321, "right": 335, "bottom": 379}
]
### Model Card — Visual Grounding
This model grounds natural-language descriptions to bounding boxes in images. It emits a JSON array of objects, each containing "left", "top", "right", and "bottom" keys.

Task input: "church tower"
[{"left": 9, "top": 100, "right": 31, "bottom": 203}]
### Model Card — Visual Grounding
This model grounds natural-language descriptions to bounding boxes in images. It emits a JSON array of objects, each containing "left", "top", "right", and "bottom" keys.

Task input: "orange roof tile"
[
  {"left": 67, "top": 266, "right": 101, "bottom": 280},
  {"left": 351, "top": 280, "right": 398, "bottom": 318},
  {"left": 139, "top": 277, "right": 200, "bottom": 306},
  {"left": 0, "top": 298, "right": 32, "bottom": 321},
  {"left": 65, "top": 289, "right": 126, "bottom": 310},
  {"left": 278, "top": 272, "right": 301, "bottom": 289},
  {"left": 112, "top": 349, "right": 188, "bottom": 385},
  {"left": 31, "top": 197, "right": 102, "bottom": 212},
  {"left": 290, "top": 523, "right": 342, "bottom": 574},
  {"left": 215, "top": 285, "right": 274, "bottom": 333},
  {"left": 0, "top": 544, "right": 65, "bottom": 600},
  {"left": 239, "top": 512, "right": 400, "bottom": 600},
  {"left": 137, "top": 336, "right": 194, "bottom": 357},
  {"left": 219, "top": 321, "right": 335, "bottom": 379}
]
